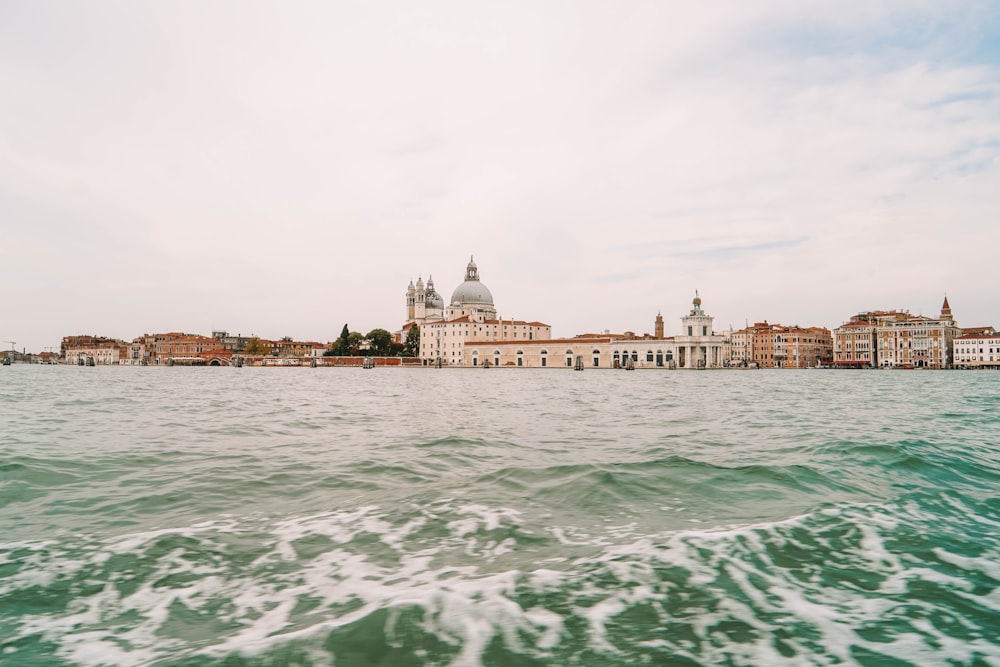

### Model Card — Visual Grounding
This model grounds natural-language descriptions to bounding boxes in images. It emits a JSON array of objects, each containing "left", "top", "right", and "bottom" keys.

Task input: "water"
[{"left": 1, "top": 366, "right": 998, "bottom": 666}]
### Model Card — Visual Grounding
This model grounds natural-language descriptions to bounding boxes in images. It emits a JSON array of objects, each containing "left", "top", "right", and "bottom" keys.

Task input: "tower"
[
  {"left": 406, "top": 280, "right": 416, "bottom": 321},
  {"left": 941, "top": 296, "right": 953, "bottom": 321},
  {"left": 414, "top": 276, "right": 426, "bottom": 321},
  {"left": 654, "top": 312, "right": 664, "bottom": 339},
  {"left": 681, "top": 291, "right": 714, "bottom": 337}
]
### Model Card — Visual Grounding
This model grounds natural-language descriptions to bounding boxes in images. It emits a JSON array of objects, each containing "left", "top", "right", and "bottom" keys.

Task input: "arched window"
[
  {"left": 592, "top": 349, "right": 601, "bottom": 354},
  {"left": 540, "top": 349, "right": 548, "bottom": 355},
  {"left": 565, "top": 349, "right": 573, "bottom": 355}
]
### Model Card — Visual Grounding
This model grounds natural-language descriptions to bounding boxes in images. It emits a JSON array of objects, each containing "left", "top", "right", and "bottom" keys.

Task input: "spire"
[{"left": 941, "top": 295, "right": 952, "bottom": 320}]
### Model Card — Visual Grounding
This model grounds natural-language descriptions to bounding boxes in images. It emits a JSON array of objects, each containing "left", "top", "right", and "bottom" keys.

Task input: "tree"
[
  {"left": 365, "top": 329, "right": 393, "bottom": 357},
  {"left": 327, "top": 324, "right": 351, "bottom": 356},
  {"left": 404, "top": 326, "right": 420, "bottom": 357},
  {"left": 345, "top": 331, "right": 364, "bottom": 355},
  {"left": 244, "top": 337, "right": 270, "bottom": 356}
]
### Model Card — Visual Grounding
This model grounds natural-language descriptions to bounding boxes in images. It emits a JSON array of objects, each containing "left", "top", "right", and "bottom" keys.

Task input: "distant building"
[
  {"left": 730, "top": 322, "right": 832, "bottom": 368},
  {"left": 832, "top": 298, "right": 959, "bottom": 369},
  {"left": 404, "top": 257, "right": 552, "bottom": 366},
  {"left": 954, "top": 327, "right": 999, "bottom": 369},
  {"left": 874, "top": 298, "right": 957, "bottom": 369},
  {"left": 148, "top": 333, "right": 224, "bottom": 365},
  {"left": 832, "top": 312, "right": 888, "bottom": 368},
  {"left": 463, "top": 293, "right": 728, "bottom": 369},
  {"left": 62, "top": 335, "right": 125, "bottom": 365}
]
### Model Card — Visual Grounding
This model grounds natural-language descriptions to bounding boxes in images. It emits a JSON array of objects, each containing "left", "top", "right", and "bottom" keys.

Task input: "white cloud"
[{"left": 1, "top": 0, "right": 998, "bottom": 350}]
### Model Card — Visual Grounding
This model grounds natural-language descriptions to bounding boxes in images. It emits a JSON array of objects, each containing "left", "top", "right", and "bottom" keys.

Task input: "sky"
[{"left": 2, "top": 0, "right": 999, "bottom": 352}]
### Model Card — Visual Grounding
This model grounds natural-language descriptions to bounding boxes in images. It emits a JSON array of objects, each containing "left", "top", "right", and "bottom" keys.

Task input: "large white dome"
[
  {"left": 451, "top": 281, "right": 494, "bottom": 306},
  {"left": 450, "top": 257, "right": 494, "bottom": 306}
]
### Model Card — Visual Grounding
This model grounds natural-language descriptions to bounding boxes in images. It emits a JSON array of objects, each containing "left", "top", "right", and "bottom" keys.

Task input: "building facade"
[
  {"left": 405, "top": 257, "right": 552, "bottom": 366},
  {"left": 461, "top": 293, "right": 728, "bottom": 369},
  {"left": 953, "top": 328, "right": 999, "bottom": 369},
  {"left": 62, "top": 335, "right": 125, "bottom": 365},
  {"left": 874, "top": 298, "right": 957, "bottom": 369},
  {"left": 730, "top": 322, "right": 832, "bottom": 368}
]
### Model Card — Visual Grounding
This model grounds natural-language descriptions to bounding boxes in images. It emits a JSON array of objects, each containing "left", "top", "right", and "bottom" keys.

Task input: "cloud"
[{"left": 1, "top": 0, "right": 999, "bottom": 349}]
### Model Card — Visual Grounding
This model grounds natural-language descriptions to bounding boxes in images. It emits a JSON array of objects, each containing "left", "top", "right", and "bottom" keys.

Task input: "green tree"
[
  {"left": 365, "top": 329, "right": 393, "bottom": 357},
  {"left": 327, "top": 324, "right": 351, "bottom": 356},
  {"left": 244, "top": 337, "right": 270, "bottom": 356},
  {"left": 404, "top": 326, "right": 420, "bottom": 356},
  {"left": 345, "top": 331, "right": 364, "bottom": 355}
]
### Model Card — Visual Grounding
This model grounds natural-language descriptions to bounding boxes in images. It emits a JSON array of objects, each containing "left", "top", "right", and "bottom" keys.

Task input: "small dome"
[
  {"left": 693, "top": 291, "right": 702, "bottom": 307},
  {"left": 426, "top": 291, "right": 445, "bottom": 309}
]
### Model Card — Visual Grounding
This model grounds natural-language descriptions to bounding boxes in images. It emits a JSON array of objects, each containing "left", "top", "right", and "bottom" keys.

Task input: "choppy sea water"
[{"left": 1, "top": 365, "right": 998, "bottom": 667}]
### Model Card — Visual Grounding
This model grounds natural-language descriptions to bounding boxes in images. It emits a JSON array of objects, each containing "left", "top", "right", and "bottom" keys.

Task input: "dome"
[
  {"left": 450, "top": 256, "right": 494, "bottom": 306},
  {"left": 451, "top": 281, "right": 494, "bottom": 306},
  {"left": 426, "top": 291, "right": 445, "bottom": 309}
]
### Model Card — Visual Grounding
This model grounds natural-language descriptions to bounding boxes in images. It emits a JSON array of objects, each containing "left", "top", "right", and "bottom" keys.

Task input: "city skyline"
[{"left": 3, "top": 2, "right": 999, "bottom": 353}]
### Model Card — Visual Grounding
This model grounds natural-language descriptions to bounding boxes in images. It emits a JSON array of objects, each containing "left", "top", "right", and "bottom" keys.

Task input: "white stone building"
[
  {"left": 404, "top": 257, "right": 552, "bottom": 366},
  {"left": 954, "top": 328, "right": 1000, "bottom": 369},
  {"left": 462, "top": 292, "right": 728, "bottom": 369}
]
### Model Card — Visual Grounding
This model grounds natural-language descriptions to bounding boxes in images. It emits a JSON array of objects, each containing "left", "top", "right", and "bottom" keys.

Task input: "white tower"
[{"left": 681, "top": 291, "right": 714, "bottom": 338}]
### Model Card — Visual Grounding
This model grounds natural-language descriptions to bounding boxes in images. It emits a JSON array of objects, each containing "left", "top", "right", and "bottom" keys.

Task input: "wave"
[{"left": 4, "top": 491, "right": 996, "bottom": 666}]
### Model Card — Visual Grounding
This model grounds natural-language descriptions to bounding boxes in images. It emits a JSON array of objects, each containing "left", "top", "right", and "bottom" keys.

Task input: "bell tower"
[
  {"left": 406, "top": 280, "right": 416, "bottom": 321},
  {"left": 941, "top": 296, "right": 953, "bottom": 322},
  {"left": 655, "top": 312, "right": 664, "bottom": 339}
]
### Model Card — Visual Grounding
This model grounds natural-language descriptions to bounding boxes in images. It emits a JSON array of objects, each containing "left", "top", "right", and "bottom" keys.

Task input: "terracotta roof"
[
  {"left": 956, "top": 333, "right": 1000, "bottom": 340},
  {"left": 465, "top": 337, "right": 612, "bottom": 347}
]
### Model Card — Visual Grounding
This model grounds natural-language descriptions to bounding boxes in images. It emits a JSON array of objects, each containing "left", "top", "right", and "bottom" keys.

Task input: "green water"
[{"left": 1, "top": 366, "right": 998, "bottom": 666}]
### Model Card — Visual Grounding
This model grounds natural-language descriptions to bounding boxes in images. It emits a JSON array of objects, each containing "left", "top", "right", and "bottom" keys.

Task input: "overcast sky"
[{"left": 2, "top": 1, "right": 999, "bottom": 352}]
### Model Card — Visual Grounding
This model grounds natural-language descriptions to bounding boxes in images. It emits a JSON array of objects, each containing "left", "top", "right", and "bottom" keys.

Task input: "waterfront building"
[
  {"left": 874, "top": 298, "right": 957, "bottom": 369},
  {"left": 953, "top": 327, "right": 1000, "bottom": 369},
  {"left": 212, "top": 331, "right": 254, "bottom": 353},
  {"left": 62, "top": 335, "right": 125, "bottom": 365},
  {"left": 465, "top": 337, "right": 614, "bottom": 368},
  {"left": 147, "top": 333, "right": 224, "bottom": 365},
  {"left": 832, "top": 298, "right": 959, "bottom": 369},
  {"left": 729, "top": 322, "right": 832, "bottom": 368},
  {"left": 462, "top": 293, "right": 728, "bottom": 369},
  {"left": 669, "top": 292, "right": 728, "bottom": 368},
  {"left": 832, "top": 312, "right": 890, "bottom": 368},
  {"left": 730, "top": 327, "right": 752, "bottom": 366},
  {"left": 404, "top": 257, "right": 552, "bottom": 366}
]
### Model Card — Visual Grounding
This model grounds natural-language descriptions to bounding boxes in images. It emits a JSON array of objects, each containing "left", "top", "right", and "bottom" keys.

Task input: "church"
[
  {"left": 402, "top": 257, "right": 552, "bottom": 366},
  {"left": 403, "top": 256, "right": 729, "bottom": 369}
]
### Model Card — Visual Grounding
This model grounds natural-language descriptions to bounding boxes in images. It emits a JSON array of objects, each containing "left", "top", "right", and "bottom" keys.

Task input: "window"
[{"left": 646, "top": 351, "right": 654, "bottom": 362}]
